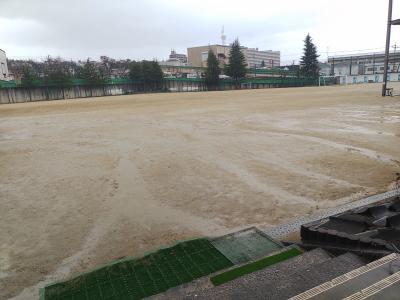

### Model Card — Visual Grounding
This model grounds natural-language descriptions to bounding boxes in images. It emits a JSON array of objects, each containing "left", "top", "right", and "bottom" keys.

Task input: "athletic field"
[{"left": 1, "top": 83, "right": 399, "bottom": 299}]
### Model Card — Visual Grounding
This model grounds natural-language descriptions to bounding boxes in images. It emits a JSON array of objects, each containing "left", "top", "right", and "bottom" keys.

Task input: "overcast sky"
[{"left": 0, "top": 0, "right": 399, "bottom": 64}]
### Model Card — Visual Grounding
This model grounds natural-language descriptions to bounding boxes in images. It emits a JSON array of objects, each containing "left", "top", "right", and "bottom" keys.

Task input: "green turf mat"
[
  {"left": 210, "top": 247, "right": 302, "bottom": 286},
  {"left": 42, "top": 238, "right": 233, "bottom": 300}
]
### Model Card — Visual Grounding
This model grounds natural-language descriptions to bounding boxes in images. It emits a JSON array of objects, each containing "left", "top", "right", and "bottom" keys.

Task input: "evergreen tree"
[
  {"left": 205, "top": 49, "right": 220, "bottom": 90},
  {"left": 150, "top": 60, "right": 163, "bottom": 89},
  {"left": 260, "top": 60, "right": 266, "bottom": 68},
  {"left": 20, "top": 64, "right": 38, "bottom": 101},
  {"left": 225, "top": 39, "right": 247, "bottom": 86},
  {"left": 129, "top": 61, "right": 143, "bottom": 81},
  {"left": 44, "top": 57, "right": 72, "bottom": 88},
  {"left": 300, "top": 34, "right": 320, "bottom": 78},
  {"left": 129, "top": 61, "right": 144, "bottom": 91},
  {"left": 98, "top": 64, "right": 110, "bottom": 85},
  {"left": 142, "top": 60, "right": 153, "bottom": 90},
  {"left": 130, "top": 61, "right": 163, "bottom": 91},
  {"left": 81, "top": 59, "right": 104, "bottom": 85},
  {"left": 21, "top": 65, "right": 38, "bottom": 87}
]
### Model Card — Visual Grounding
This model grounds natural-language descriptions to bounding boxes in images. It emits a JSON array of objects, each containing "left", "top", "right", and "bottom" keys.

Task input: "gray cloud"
[{"left": 0, "top": 0, "right": 398, "bottom": 63}]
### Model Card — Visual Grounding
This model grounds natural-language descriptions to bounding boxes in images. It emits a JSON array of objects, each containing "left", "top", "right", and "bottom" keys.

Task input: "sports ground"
[{"left": 1, "top": 83, "right": 399, "bottom": 299}]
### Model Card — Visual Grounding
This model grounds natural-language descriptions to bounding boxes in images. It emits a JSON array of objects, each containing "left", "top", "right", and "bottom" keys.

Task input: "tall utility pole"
[
  {"left": 382, "top": 0, "right": 393, "bottom": 96},
  {"left": 382, "top": 0, "right": 400, "bottom": 96}
]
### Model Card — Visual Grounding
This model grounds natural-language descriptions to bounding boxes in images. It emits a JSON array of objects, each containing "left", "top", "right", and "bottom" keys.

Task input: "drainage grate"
[
  {"left": 211, "top": 227, "right": 283, "bottom": 264},
  {"left": 41, "top": 238, "right": 233, "bottom": 300}
]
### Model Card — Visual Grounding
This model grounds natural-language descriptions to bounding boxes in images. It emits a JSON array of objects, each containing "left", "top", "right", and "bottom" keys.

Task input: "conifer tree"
[
  {"left": 225, "top": 39, "right": 247, "bottom": 87},
  {"left": 205, "top": 49, "right": 220, "bottom": 90},
  {"left": 300, "top": 34, "right": 320, "bottom": 78}
]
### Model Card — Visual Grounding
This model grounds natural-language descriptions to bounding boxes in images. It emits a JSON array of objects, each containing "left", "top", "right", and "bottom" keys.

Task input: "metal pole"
[
  {"left": 349, "top": 56, "right": 352, "bottom": 76},
  {"left": 392, "top": 43, "right": 398, "bottom": 72},
  {"left": 373, "top": 53, "right": 376, "bottom": 74},
  {"left": 382, "top": 0, "right": 393, "bottom": 96}
]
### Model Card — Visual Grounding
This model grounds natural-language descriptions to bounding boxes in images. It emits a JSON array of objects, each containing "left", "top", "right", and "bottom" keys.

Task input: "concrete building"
[
  {"left": 187, "top": 44, "right": 280, "bottom": 68},
  {"left": 0, "top": 49, "right": 11, "bottom": 81},
  {"left": 187, "top": 45, "right": 230, "bottom": 68}
]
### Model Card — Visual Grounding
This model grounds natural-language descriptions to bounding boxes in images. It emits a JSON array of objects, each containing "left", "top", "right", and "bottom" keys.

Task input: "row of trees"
[
  {"left": 19, "top": 57, "right": 164, "bottom": 91},
  {"left": 19, "top": 57, "right": 110, "bottom": 88},
  {"left": 17, "top": 34, "right": 320, "bottom": 91},
  {"left": 204, "top": 34, "right": 320, "bottom": 90}
]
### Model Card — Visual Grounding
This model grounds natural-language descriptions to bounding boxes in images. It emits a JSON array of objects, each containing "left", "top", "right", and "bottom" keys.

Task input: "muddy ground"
[{"left": 1, "top": 83, "right": 399, "bottom": 299}]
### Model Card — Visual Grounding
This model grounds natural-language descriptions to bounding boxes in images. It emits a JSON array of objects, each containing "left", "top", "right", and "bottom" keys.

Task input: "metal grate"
[
  {"left": 41, "top": 238, "right": 233, "bottom": 300},
  {"left": 211, "top": 227, "right": 283, "bottom": 264}
]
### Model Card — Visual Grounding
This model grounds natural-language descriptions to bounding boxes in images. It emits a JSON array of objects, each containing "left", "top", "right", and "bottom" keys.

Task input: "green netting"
[
  {"left": 41, "top": 238, "right": 233, "bottom": 300},
  {"left": 211, "top": 228, "right": 283, "bottom": 264},
  {"left": 1, "top": 74, "right": 320, "bottom": 89}
]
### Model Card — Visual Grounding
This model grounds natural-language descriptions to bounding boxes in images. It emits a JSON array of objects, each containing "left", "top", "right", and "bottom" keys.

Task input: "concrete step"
[
  {"left": 274, "top": 252, "right": 368, "bottom": 300},
  {"left": 181, "top": 251, "right": 366, "bottom": 300},
  {"left": 150, "top": 248, "right": 332, "bottom": 299},
  {"left": 290, "top": 253, "right": 400, "bottom": 300}
]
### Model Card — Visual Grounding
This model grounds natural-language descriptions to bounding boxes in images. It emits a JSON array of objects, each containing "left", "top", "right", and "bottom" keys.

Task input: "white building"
[
  {"left": 168, "top": 49, "right": 187, "bottom": 64},
  {"left": 187, "top": 44, "right": 280, "bottom": 68},
  {"left": 326, "top": 51, "right": 400, "bottom": 76},
  {"left": 243, "top": 48, "right": 280, "bottom": 69},
  {"left": 0, "top": 49, "right": 11, "bottom": 81}
]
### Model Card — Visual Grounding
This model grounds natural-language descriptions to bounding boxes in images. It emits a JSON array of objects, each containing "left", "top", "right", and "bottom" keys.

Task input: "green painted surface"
[
  {"left": 0, "top": 80, "right": 17, "bottom": 88},
  {"left": 210, "top": 247, "right": 302, "bottom": 286},
  {"left": 42, "top": 239, "right": 233, "bottom": 300},
  {"left": 211, "top": 228, "right": 283, "bottom": 264}
]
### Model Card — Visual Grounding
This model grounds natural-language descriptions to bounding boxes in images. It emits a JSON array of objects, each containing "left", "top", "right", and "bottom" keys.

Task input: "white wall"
[
  {"left": 0, "top": 50, "right": 10, "bottom": 81},
  {"left": 339, "top": 73, "right": 400, "bottom": 85}
]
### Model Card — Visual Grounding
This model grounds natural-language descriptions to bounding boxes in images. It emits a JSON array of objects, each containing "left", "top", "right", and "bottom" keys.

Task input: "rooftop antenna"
[{"left": 221, "top": 26, "right": 227, "bottom": 46}]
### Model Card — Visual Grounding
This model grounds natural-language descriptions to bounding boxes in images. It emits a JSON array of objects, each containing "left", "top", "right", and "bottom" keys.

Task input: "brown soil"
[{"left": 1, "top": 83, "right": 399, "bottom": 299}]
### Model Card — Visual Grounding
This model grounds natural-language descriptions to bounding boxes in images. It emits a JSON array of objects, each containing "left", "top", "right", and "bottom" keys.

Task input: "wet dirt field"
[{"left": 1, "top": 83, "right": 399, "bottom": 299}]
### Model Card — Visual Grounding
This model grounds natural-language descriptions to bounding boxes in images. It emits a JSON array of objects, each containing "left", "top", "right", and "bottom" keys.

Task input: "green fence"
[{"left": 1, "top": 77, "right": 321, "bottom": 89}]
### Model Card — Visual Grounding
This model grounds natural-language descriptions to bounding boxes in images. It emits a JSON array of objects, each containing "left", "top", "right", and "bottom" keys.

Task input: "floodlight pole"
[{"left": 382, "top": 0, "right": 393, "bottom": 96}]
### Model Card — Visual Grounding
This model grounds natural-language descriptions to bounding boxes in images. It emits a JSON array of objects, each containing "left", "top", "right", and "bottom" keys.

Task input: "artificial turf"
[
  {"left": 210, "top": 247, "right": 302, "bottom": 286},
  {"left": 42, "top": 238, "right": 233, "bottom": 300}
]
